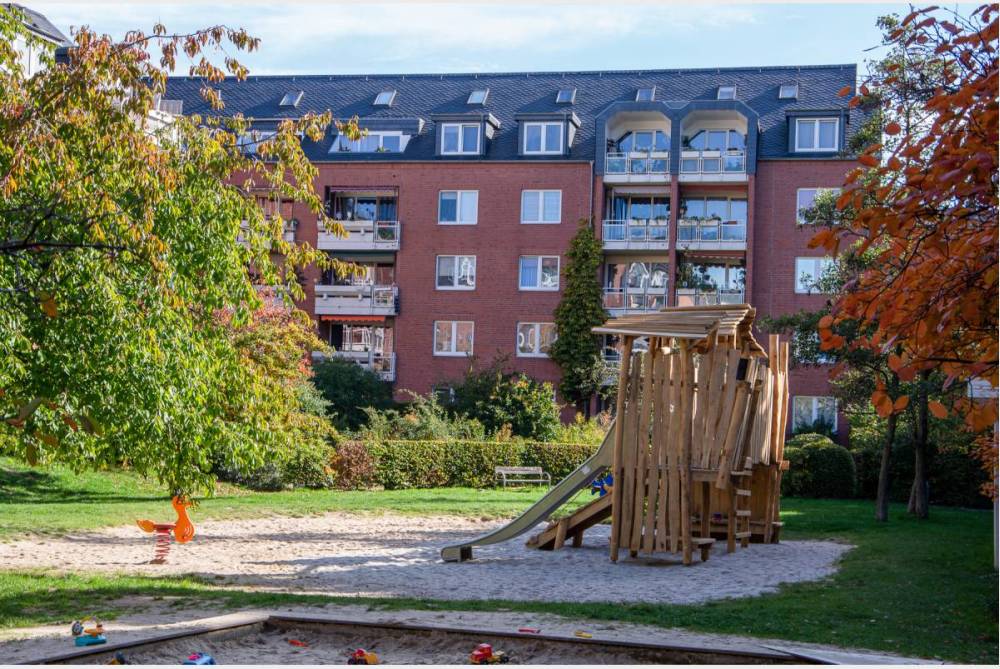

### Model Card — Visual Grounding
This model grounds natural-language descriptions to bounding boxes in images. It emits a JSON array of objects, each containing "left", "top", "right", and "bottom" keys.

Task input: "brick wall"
[{"left": 295, "top": 161, "right": 594, "bottom": 404}]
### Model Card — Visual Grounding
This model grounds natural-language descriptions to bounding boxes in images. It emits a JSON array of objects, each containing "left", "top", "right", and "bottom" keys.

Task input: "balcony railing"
[
  {"left": 239, "top": 220, "right": 298, "bottom": 246},
  {"left": 602, "top": 287, "right": 668, "bottom": 315},
  {"left": 314, "top": 284, "right": 398, "bottom": 316},
  {"left": 675, "top": 288, "right": 745, "bottom": 306},
  {"left": 333, "top": 350, "right": 397, "bottom": 382},
  {"left": 602, "top": 219, "right": 670, "bottom": 250},
  {"left": 678, "top": 149, "right": 746, "bottom": 180},
  {"left": 317, "top": 220, "right": 401, "bottom": 251},
  {"left": 604, "top": 151, "right": 670, "bottom": 181},
  {"left": 676, "top": 219, "right": 747, "bottom": 249}
]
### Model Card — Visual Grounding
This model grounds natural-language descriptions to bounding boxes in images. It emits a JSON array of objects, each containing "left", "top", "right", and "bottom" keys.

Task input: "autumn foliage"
[{"left": 814, "top": 5, "right": 998, "bottom": 444}]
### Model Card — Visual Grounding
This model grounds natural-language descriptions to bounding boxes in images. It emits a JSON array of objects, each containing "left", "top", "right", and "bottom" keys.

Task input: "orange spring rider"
[{"left": 136, "top": 496, "right": 195, "bottom": 564}]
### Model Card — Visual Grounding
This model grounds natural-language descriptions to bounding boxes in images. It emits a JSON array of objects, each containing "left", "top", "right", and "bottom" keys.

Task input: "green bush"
[
  {"left": 553, "top": 412, "right": 611, "bottom": 446},
  {"left": 329, "top": 440, "right": 376, "bottom": 490},
  {"left": 358, "top": 393, "right": 486, "bottom": 442},
  {"left": 312, "top": 357, "right": 395, "bottom": 430},
  {"left": 342, "top": 440, "right": 592, "bottom": 490},
  {"left": 449, "top": 358, "right": 561, "bottom": 441},
  {"left": 783, "top": 433, "right": 857, "bottom": 498}
]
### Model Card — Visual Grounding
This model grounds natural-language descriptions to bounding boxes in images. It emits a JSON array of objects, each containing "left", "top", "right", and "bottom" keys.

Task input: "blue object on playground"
[
  {"left": 183, "top": 653, "right": 216, "bottom": 665},
  {"left": 74, "top": 635, "right": 107, "bottom": 647},
  {"left": 590, "top": 473, "right": 613, "bottom": 497}
]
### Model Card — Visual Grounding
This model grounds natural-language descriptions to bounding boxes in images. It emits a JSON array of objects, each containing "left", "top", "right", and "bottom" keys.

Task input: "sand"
[{"left": 0, "top": 512, "right": 850, "bottom": 604}]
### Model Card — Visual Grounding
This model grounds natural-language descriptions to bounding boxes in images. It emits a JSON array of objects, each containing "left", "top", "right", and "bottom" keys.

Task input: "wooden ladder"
[{"left": 727, "top": 456, "right": 753, "bottom": 552}]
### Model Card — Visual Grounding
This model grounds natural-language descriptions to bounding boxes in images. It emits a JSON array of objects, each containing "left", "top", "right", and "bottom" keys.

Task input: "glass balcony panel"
[
  {"left": 603, "top": 222, "right": 625, "bottom": 241},
  {"left": 649, "top": 157, "right": 668, "bottom": 173},
  {"left": 606, "top": 153, "right": 627, "bottom": 174},
  {"left": 648, "top": 225, "right": 668, "bottom": 241},
  {"left": 724, "top": 153, "right": 746, "bottom": 172},
  {"left": 677, "top": 225, "right": 695, "bottom": 242},
  {"left": 628, "top": 224, "right": 648, "bottom": 241},
  {"left": 680, "top": 158, "right": 699, "bottom": 173},
  {"left": 702, "top": 157, "right": 722, "bottom": 172},
  {"left": 603, "top": 290, "right": 625, "bottom": 310},
  {"left": 646, "top": 294, "right": 666, "bottom": 310},
  {"left": 721, "top": 223, "right": 746, "bottom": 241},
  {"left": 700, "top": 222, "right": 720, "bottom": 241}
]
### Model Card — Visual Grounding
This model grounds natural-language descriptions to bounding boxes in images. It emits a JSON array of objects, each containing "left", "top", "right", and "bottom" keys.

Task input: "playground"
[{"left": 0, "top": 307, "right": 995, "bottom": 664}]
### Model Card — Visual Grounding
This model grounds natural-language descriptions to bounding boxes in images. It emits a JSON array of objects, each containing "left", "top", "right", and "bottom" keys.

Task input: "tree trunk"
[
  {"left": 910, "top": 371, "right": 931, "bottom": 519},
  {"left": 875, "top": 411, "right": 896, "bottom": 522}
]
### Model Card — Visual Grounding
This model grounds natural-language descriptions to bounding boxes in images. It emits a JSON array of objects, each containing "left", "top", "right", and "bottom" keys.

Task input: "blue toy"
[
  {"left": 71, "top": 619, "right": 107, "bottom": 647},
  {"left": 590, "top": 473, "right": 613, "bottom": 497},
  {"left": 183, "top": 652, "right": 217, "bottom": 665}
]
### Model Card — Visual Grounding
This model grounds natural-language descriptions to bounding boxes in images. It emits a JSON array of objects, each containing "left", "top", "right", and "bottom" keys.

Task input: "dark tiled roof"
[
  {"left": 6, "top": 3, "right": 70, "bottom": 45},
  {"left": 164, "top": 64, "right": 859, "bottom": 162}
]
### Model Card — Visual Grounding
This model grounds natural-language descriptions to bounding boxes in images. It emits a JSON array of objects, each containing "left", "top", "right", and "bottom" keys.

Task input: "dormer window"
[
  {"left": 717, "top": 85, "right": 736, "bottom": 100},
  {"left": 635, "top": 87, "right": 656, "bottom": 102},
  {"left": 794, "top": 117, "right": 839, "bottom": 152},
  {"left": 467, "top": 89, "right": 489, "bottom": 105},
  {"left": 441, "top": 122, "right": 481, "bottom": 154},
  {"left": 779, "top": 83, "right": 799, "bottom": 99},
  {"left": 373, "top": 90, "right": 397, "bottom": 106},
  {"left": 523, "top": 122, "right": 563, "bottom": 155},
  {"left": 555, "top": 88, "right": 576, "bottom": 104},
  {"left": 279, "top": 90, "right": 303, "bottom": 108}
]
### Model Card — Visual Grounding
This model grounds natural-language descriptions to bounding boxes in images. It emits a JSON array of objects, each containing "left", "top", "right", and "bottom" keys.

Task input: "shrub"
[
  {"left": 783, "top": 433, "right": 857, "bottom": 498},
  {"left": 330, "top": 440, "right": 376, "bottom": 490},
  {"left": 347, "top": 440, "right": 592, "bottom": 490},
  {"left": 553, "top": 412, "right": 611, "bottom": 446},
  {"left": 358, "top": 393, "right": 486, "bottom": 442},
  {"left": 312, "top": 357, "right": 395, "bottom": 430},
  {"left": 449, "top": 358, "right": 561, "bottom": 441}
]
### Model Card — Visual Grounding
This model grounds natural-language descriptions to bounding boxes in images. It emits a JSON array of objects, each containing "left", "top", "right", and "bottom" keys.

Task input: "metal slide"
[{"left": 440, "top": 422, "right": 616, "bottom": 562}]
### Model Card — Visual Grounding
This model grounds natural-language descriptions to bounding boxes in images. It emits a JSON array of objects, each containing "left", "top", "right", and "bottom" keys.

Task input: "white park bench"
[{"left": 494, "top": 466, "right": 551, "bottom": 487}]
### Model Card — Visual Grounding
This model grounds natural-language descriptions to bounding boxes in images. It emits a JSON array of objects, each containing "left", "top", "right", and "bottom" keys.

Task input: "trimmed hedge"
[
  {"left": 782, "top": 433, "right": 857, "bottom": 498},
  {"left": 334, "top": 440, "right": 593, "bottom": 490}
]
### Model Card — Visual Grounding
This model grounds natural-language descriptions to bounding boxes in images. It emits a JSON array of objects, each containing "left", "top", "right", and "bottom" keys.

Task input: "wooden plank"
[
  {"left": 679, "top": 341, "right": 694, "bottom": 566},
  {"left": 708, "top": 348, "right": 740, "bottom": 472},
  {"left": 629, "top": 351, "right": 653, "bottom": 552},
  {"left": 654, "top": 347, "right": 671, "bottom": 553},
  {"left": 643, "top": 340, "right": 665, "bottom": 554},
  {"left": 715, "top": 379, "right": 751, "bottom": 489},
  {"left": 726, "top": 488, "right": 737, "bottom": 553},
  {"left": 699, "top": 481, "right": 711, "bottom": 539},
  {"left": 553, "top": 517, "right": 568, "bottom": 549},
  {"left": 608, "top": 337, "right": 633, "bottom": 562},
  {"left": 667, "top": 343, "right": 681, "bottom": 554},
  {"left": 701, "top": 346, "right": 730, "bottom": 468},
  {"left": 618, "top": 349, "right": 643, "bottom": 556},
  {"left": 691, "top": 345, "right": 712, "bottom": 468}
]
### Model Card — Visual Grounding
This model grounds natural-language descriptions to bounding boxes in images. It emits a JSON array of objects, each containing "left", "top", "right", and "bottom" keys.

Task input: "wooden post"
[
  {"left": 667, "top": 341, "right": 681, "bottom": 554},
  {"left": 679, "top": 340, "right": 694, "bottom": 566},
  {"left": 608, "top": 337, "right": 634, "bottom": 562},
  {"left": 726, "top": 487, "right": 737, "bottom": 553}
]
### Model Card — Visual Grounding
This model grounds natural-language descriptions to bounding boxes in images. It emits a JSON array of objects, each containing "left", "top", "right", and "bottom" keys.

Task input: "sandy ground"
[
  {"left": 0, "top": 512, "right": 850, "bottom": 604},
  {"left": 0, "top": 606, "right": 938, "bottom": 665}
]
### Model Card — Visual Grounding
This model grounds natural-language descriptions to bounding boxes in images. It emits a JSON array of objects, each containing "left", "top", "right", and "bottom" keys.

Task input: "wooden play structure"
[{"left": 527, "top": 305, "right": 790, "bottom": 565}]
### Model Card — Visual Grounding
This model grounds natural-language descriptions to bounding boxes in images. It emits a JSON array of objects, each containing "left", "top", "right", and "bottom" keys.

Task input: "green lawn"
[{"left": 0, "top": 458, "right": 996, "bottom": 663}]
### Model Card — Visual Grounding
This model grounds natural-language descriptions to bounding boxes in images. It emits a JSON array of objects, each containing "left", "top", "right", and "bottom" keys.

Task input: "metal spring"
[{"left": 151, "top": 528, "right": 172, "bottom": 564}]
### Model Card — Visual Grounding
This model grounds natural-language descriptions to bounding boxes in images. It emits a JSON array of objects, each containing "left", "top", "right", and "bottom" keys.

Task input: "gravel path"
[{"left": 0, "top": 512, "right": 850, "bottom": 604}]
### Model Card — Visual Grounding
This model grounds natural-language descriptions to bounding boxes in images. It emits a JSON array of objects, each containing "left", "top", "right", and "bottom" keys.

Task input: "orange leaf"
[
  {"left": 885, "top": 121, "right": 902, "bottom": 135},
  {"left": 872, "top": 391, "right": 893, "bottom": 418},
  {"left": 41, "top": 297, "right": 57, "bottom": 318},
  {"left": 893, "top": 395, "right": 910, "bottom": 412},
  {"left": 837, "top": 85, "right": 852, "bottom": 97},
  {"left": 858, "top": 154, "right": 879, "bottom": 167},
  {"left": 928, "top": 401, "right": 948, "bottom": 419}
]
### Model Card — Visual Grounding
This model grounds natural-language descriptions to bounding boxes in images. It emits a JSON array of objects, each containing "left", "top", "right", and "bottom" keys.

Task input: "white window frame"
[
  {"left": 520, "top": 190, "right": 562, "bottom": 224},
  {"left": 373, "top": 90, "right": 396, "bottom": 106},
  {"left": 792, "top": 395, "right": 838, "bottom": 432},
  {"left": 438, "top": 190, "right": 479, "bottom": 225},
  {"left": 519, "top": 255, "right": 560, "bottom": 291},
  {"left": 516, "top": 322, "right": 557, "bottom": 358},
  {"left": 435, "top": 255, "right": 477, "bottom": 291},
  {"left": 717, "top": 85, "right": 736, "bottom": 100},
  {"left": 794, "top": 117, "right": 840, "bottom": 152},
  {"left": 796, "top": 187, "right": 842, "bottom": 225},
  {"left": 795, "top": 257, "right": 834, "bottom": 294},
  {"left": 523, "top": 122, "right": 563, "bottom": 155},
  {"left": 440, "top": 123, "right": 481, "bottom": 155},
  {"left": 433, "top": 320, "right": 474, "bottom": 357},
  {"left": 467, "top": 89, "right": 489, "bottom": 105},
  {"left": 330, "top": 130, "right": 406, "bottom": 153}
]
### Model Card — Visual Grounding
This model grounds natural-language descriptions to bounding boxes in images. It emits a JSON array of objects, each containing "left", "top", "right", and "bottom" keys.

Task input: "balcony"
[
  {"left": 602, "top": 219, "right": 670, "bottom": 251},
  {"left": 317, "top": 220, "right": 400, "bottom": 252},
  {"left": 336, "top": 350, "right": 397, "bottom": 382},
  {"left": 604, "top": 151, "right": 670, "bottom": 184},
  {"left": 676, "top": 219, "right": 747, "bottom": 250},
  {"left": 602, "top": 287, "right": 667, "bottom": 316},
  {"left": 675, "top": 288, "right": 745, "bottom": 306},
  {"left": 314, "top": 284, "right": 398, "bottom": 316},
  {"left": 678, "top": 149, "right": 747, "bottom": 182}
]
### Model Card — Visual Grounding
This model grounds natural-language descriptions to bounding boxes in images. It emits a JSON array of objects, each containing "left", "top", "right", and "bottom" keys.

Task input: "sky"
[{"left": 28, "top": 1, "right": 936, "bottom": 76}]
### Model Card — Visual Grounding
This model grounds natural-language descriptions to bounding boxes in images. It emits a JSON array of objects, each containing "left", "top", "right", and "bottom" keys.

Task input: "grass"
[
  {"left": 0, "top": 459, "right": 996, "bottom": 662},
  {"left": 0, "top": 457, "right": 565, "bottom": 538}
]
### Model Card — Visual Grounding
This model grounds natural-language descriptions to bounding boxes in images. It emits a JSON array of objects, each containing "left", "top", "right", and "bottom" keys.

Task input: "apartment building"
[{"left": 165, "top": 64, "right": 858, "bottom": 435}]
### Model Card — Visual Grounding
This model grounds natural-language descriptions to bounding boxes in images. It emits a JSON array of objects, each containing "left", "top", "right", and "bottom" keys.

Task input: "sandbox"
[{"left": 31, "top": 613, "right": 811, "bottom": 665}]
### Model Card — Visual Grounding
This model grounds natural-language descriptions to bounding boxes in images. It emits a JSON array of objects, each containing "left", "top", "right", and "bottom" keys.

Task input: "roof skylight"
[
  {"left": 779, "top": 83, "right": 799, "bottom": 99},
  {"left": 279, "top": 90, "right": 303, "bottom": 108},
  {"left": 467, "top": 89, "right": 489, "bottom": 105},
  {"left": 374, "top": 90, "right": 397, "bottom": 106},
  {"left": 555, "top": 88, "right": 576, "bottom": 104},
  {"left": 717, "top": 85, "right": 736, "bottom": 100},
  {"left": 635, "top": 87, "right": 655, "bottom": 102}
]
